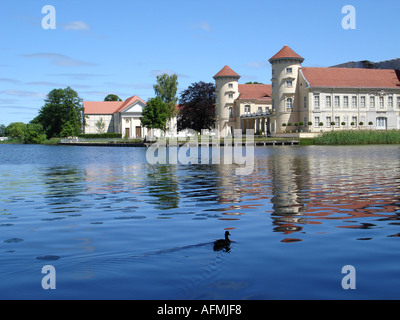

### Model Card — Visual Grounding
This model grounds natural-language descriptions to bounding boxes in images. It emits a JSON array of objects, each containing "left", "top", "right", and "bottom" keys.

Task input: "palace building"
[
  {"left": 214, "top": 45, "right": 400, "bottom": 137},
  {"left": 83, "top": 95, "right": 178, "bottom": 138}
]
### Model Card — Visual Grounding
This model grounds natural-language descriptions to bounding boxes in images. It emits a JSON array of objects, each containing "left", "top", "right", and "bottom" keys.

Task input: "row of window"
[
  {"left": 312, "top": 94, "right": 400, "bottom": 109},
  {"left": 228, "top": 105, "right": 269, "bottom": 117},
  {"left": 314, "top": 115, "right": 388, "bottom": 128}
]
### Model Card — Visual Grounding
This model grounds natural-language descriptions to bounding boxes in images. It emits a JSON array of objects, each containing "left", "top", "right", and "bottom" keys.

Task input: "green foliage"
[
  {"left": 0, "top": 124, "right": 6, "bottom": 136},
  {"left": 104, "top": 94, "right": 122, "bottom": 101},
  {"left": 140, "top": 97, "right": 169, "bottom": 132},
  {"left": 5, "top": 122, "right": 26, "bottom": 140},
  {"left": 4, "top": 122, "right": 46, "bottom": 144},
  {"left": 24, "top": 123, "right": 47, "bottom": 144},
  {"left": 35, "top": 87, "right": 83, "bottom": 138},
  {"left": 78, "top": 133, "right": 122, "bottom": 139},
  {"left": 245, "top": 81, "right": 263, "bottom": 84},
  {"left": 95, "top": 118, "right": 106, "bottom": 133},
  {"left": 153, "top": 73, "right": 178, "bottom": 105},
  {"left": 313, "top": 130, "right": 400, "bottom": 145},
  {"left": 60, "top": 121, "right": 77, "bottom": 137},
  {"left": 177, "top": 81, "right": 215, "bottom": 133}
]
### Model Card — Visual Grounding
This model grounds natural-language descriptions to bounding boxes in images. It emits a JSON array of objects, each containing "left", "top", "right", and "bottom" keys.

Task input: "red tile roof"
[
  {"left": 115, "top": 95, "right": 146, "bottom": 112},
  {"left": 83, "top": 101, "right": 123, "bottom": 114},
  {"left": 84, "top": 95, "right": 146, "bottom": 114},
  {"left": 302, "top": 67, "right": 400, "bottom": 88},
  {"left": 213, "top": 65, "right": 240, "bottom": 78},
  {"left": 237, "top": 84, "right": 272, "bottom": 101},
  {"left": 269, "top": 45, "right": 304, "bottom": 62}
]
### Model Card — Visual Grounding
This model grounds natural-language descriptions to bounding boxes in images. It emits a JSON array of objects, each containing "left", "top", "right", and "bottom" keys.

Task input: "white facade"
[{"left": 215, "top": 46, "right": 400, "bottom": 137}]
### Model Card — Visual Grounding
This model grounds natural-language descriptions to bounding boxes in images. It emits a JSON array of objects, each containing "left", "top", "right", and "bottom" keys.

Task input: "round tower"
[
  {"left": 213, "top": 65, "right": 240, "bottom": 137},
  {"left": 269, "top": 45, "right": 304, "bottom": 132}
]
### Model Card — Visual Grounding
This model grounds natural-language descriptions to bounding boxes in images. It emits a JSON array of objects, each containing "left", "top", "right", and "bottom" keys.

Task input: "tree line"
[{"left": 1, "top": 74, "right": 216, "bottom": 143}]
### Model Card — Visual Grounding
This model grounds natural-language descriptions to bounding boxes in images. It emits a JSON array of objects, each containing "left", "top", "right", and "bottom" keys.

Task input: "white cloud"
[
  {"left": 21, "top": 53, "right": 97, "bottom": 67},
  {"left": 63, "top": 21, "right": 91, "bottom": 31},
  {"left": 150, "top": 69, "right": 189, "bottom": 78},
  {"left": 199, "top": 21, "right": 212, "bottom": 32},
  {"left": 0, "top": 89, "right": 45, "bottom": 98},
  {"left": 245, "top": 61, "right": 266, "bottom": 69}
]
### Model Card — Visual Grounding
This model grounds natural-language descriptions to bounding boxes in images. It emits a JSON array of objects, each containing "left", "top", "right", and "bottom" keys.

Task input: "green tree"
[
  {"left": 153, "top": 73, "right": 179, "bottom": 121},
  {"left": 5, "top": 122, "right": 27, "bottom": 141},
  {"left": 24, "top": 123, "right": 47, "bottom": 144},
  {"left": 104, "top": 94, "right": 122, "bottom": 101},
  {"left": 35, "top": 87, "right": 83, "bottom": 138},
  {"left": 153, "top": 73, "right": 178, "bottom": 104},
  {"left": 177, "top": 81, "right": 215, "bottom": 133},
  {"left": 140, "top": 97, "right": 168, "bottom": 135},
  {"left": 0, "top": 124, "right": 6, "bottom": 136},
  {"left": 95, "top": 118, "right": 106, "bottom": 133}
]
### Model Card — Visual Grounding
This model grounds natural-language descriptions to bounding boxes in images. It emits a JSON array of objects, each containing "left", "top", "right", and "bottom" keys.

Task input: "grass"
[{"left": 312, "top": 130, "right": 400, "bottom": 145}]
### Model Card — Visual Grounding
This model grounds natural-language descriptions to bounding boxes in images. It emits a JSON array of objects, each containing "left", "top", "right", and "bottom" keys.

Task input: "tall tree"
[
  {"left": 178, "top": 81, "right": 215, "bottom": 133},
  {"left": 140, "top": 97, "right": 169, "bottom": 135},
  {"left": 104, "top": 94, "right": 122, "bottom": 101},
  {"left": 153, "top": 73, "right": 179, "bottom": 121},
  {"left": 34, "top": 87, "right": 83, "bottom": 138},
  {"left": 153, "top": 73, "right": 178, "bottom": 104}
]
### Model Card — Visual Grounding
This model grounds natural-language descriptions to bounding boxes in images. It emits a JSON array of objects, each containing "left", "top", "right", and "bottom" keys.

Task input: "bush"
[
  {"left": 313, "top": 130, "right": 400, "bottom": 145},
  {"left": 78, "top": 133, "right": 122, "bottom": 139}
]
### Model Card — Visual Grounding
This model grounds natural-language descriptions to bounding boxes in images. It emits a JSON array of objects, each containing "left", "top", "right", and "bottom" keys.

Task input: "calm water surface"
[{"left": 1, "top": 144, "right": 400, "bottom": 299}]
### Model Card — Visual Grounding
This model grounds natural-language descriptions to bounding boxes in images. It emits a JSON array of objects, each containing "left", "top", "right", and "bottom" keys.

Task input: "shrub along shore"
[
  {"left": 310, "top": 129, "right": 400, "bottom": 145},
  {"left": 2, "top": 130, "right": 400, "bottom": 146}
]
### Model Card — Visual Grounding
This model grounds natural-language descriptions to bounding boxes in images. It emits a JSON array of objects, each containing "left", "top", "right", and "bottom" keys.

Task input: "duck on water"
[{"left": 213, "top": 231, "right": 232, "bottom": 252}]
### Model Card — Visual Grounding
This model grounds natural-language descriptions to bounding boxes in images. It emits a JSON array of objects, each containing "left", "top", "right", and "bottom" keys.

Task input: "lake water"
[{"left": 1, "top": 144, "right": 400, "bottom": 299}]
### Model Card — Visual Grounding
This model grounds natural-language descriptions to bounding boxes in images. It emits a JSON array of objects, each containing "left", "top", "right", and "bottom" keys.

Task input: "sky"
[{"left": 1, "top": 0, "right": 399, "bottom": 125}]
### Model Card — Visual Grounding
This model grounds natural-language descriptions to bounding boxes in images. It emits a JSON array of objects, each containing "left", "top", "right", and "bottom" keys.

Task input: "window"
[
  {"left": 326, "top": 116, "right": 332, "bottom": 127},
  {"left": 370, "top": 96, "right": 375, "bottom": 108},
  {"left": 376, "top": 117, "right": 387, "bottom": 129},
  {"left": 397, "top": 96, "right": 400, "bottom": 108},
  {"left": 343, "top": 96, "right": 349, "bottom": 108},
  {"left": 257, "top": 107, "right": 262, "bottom": 113},
  {"left": 343, "top": 116, "right": 349, "bottom": 126},
  {"left": 286, "top": 98, "right": 293, "bottom": 110},
  {"left": 228, "top": 93, "right": 233, "bottom": 99},
  {"left": 335, "top": 96, "right": 340, "bottom": 108},
  {"left": 325, "top": 96, "right": 332, "bottom": 108},
  {"left": 286, "top": 67, "right": 292, "bottom": 74},
  {"left": 314, "top": 94, "right": 320, "bottom": 108},
  {"left": 228, "top": 83, "right": 233, "bottom": 88},
  {"left": 335, "top": 116, "right": 340, "bottom": 127},
  {"left": 304, "top": 96, "right": 307, "bottom": 108},
  {"left": 352, "top": 96, "right": 357, "bottom": 108},
  {"left": 360, "top": 96, "right": 366, "bottom": 108},
  {"left": 286, "top": 80, "right": 293, "bottom": 87},
  {"left": 315, "top": 116, "right": 320, "bottom": 125},
  {"left": 379, "top": 96, "right": 384, "bottom": 108},
  {"left": 244, "top": 105, "right": 250, "bottom": 114},
  {"left": 388, "top": 96, "right": 393, "bottom": 108},
  {"left": 229, "top": 107, "right": 233, "bottom": 117},
  {"left": 352, "top": 116, "right": 357, "bottom": 126}
]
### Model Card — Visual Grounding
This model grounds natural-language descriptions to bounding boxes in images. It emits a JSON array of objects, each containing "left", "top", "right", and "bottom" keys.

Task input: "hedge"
[{"left": 78, "top": 133, "right": 122, "bottom": 139}]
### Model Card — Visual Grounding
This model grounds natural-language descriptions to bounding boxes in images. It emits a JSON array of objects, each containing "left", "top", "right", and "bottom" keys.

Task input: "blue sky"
[{"left": 1, "top": 0, "right": 399, "bottom": 125}]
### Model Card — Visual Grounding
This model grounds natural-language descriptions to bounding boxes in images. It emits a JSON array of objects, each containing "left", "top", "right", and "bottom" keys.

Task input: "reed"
[{"left": 313, "top": 130, "right": 400, "bottom": 145}]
